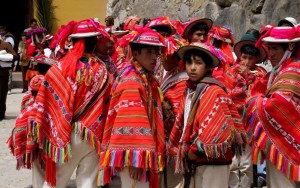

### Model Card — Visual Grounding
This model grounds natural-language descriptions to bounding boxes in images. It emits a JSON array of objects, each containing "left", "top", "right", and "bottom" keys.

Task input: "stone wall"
[{"left": 106, "top": 0, "right": 300, "bottom": 41}]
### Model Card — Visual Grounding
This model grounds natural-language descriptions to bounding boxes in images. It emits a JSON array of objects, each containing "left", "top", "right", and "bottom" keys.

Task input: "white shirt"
[{"left": 180, "top": 89, "right": 195, "bottom": 143}]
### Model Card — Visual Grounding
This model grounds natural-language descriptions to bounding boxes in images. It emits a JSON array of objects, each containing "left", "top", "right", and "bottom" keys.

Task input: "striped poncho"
[
  {"left": 160, "top": 67, "right": 188, "bottom": 138},
  {"left": 168, "top": 77, "right": 247, "bottom": 173},
  {"left": 223, "top": 64, "right": 267, "bottom": 113},
  {"left": 33, "top": 55, "right": 112, "bottom": 186},
  {"left": 7, "top": 75, "right": 46, "bottom": 170},
  {"left": 100, "top": 61, "right": 165, "bottom": 187},
  {"left": 245, "top": 58, "right": 300, "bottom": 181}
]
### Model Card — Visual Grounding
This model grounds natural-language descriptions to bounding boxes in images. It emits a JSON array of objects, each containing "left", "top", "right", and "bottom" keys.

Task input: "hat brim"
[
  {"left": 33, "top": 57, "right": 57, "bottom": 66},
  {"left": 111, "top": 30, "right": 130, "bottom": 36},
  {"left": 177, "top": 45, "right": 219, "bottom": 67},
  {"left": 234, "top": 40, "right": 267, "bottom": 63},
  {"left": 262, "top": 37, "right": 300, "bottom": 43},
  {"left": 69, "top": 32, "right": 101, "bottom": 38},
  {"left": 278, "top": 19, "right": 296, "bottom": 27},
  {"left": 130, "top": 41, "right": 166, "bottom": 47},
  {"left": 183, "top": 18, "right": 213, "bottom": 39}
]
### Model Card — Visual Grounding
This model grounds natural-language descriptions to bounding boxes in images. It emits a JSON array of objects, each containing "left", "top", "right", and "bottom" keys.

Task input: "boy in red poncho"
[
  {"left": 168, "top": 42, "right": 246, "bottom": 188},
  {"left": 100, "top": 28, "right": 166, "bottom": 188},
  {"left": 224, "top": 33, "right": 268, "bottom": 188}
]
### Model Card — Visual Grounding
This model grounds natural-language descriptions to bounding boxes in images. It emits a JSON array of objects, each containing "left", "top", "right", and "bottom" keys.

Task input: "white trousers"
[
  {"left": 229, "top": 144, "right": 253, "bottom": 188},
  {"left": 182, "top": 165, "right": 230, "bottom": 188},
  {"left": 32, "top": 132, "right": 99, "bottom": 188},
  {"left": 266, "top": 160, "right": 297, "bottom": 188},
  {"left": 119, "top": 167, "right": 149, "bottom": 188}
]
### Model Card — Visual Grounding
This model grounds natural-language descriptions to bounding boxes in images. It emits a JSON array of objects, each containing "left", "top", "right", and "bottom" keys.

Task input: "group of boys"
[{"left": 7, "top": 15, "right": 300, "bottom": 188}]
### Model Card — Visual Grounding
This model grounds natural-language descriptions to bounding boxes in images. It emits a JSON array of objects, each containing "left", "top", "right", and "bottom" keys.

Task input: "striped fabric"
[
  {"left": 223, "top": 65, "right": 267, "bottom": 113},
  {"left": 7, "top": 99, "right": 39, "bottom": 170},
  {"left": 100, "top": 61, "right": 165, "bottom": 187},
  {"left": 33, "top": 55, "right": 112, "bottom": 186},
  {"left": 7, "top": 75, "right": 46, "bottom": 170},
  {"left": 168, "top": 77, "right": 246, "bottom": 173},
  {"left": 245, "top": 58, "right": 300, "bottom": 181},
  {"left": 161, "top": 68, "right": 188, "bottom": 137}
]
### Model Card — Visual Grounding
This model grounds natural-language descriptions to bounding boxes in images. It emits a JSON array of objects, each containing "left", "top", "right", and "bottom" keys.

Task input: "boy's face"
[
  {"left": 134, "top": 46, "right": 160, "bottom": 72},
  {"left": 0, "top": 29, "right": 6, "bottom": 36},
  {"left": 185, "top": 55, "right": 209, "bottom": 82},
  {"left": 239, "top": 53, "right": 258, "bottom": 69},
  {"left": 265, "top": 42, "right": 285, "bottom": 67},
  {"left": 95, "top": 39, "right": 115, "bottom": 59},
  {"left": 190, "top": 30, "right": 208, "bottom": 43}
]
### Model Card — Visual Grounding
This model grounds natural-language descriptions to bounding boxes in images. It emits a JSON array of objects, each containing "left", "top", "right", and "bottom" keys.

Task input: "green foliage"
[{"left": 35, "top": 0, "right": 56, "bottom": 33}]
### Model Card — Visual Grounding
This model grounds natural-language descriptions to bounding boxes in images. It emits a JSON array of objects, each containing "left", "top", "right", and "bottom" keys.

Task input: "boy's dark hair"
[
  {"left": 241, "top": 44, "right": 260, "bottom": 56},
  {"left": 116, "top": 22, "right": 125, "bottom": 31},
  {"left": 72, "top": 36, "right": 97, "bottom": 52},
  {"left": 279, "top": 43, "right": 289, "bottom": 51},
  {"left": 0, "top": 25, "right": 7, "bottom": 31},
  {"left": 183, "top": 49, "right": 213, "bottom": 68},
  {"left": 37, "top": 63, "right": 51, "bottom": 75},
  {"left": 189, "top": 23, "right": 210, "bottom": 36},
  {"left": 105, "top": 16, "right": 114, "bottom": 26},
  {"left": 30, "top": 18, "right": 37, "bottom": 24},
  {"left": 151, "top": 25, "right": 171, "bottom": 35},
  {"left": 130, "top": 43, "right": 158, "bottom": 54}
]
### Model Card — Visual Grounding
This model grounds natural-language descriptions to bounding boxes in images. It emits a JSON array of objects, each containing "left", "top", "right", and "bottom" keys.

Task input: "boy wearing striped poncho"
[
  {"left": 100, "top": 28, "right": 166, "bottom": 188},
  {"left": 168, "top": 42, "right": 246, "bottom": 188}
]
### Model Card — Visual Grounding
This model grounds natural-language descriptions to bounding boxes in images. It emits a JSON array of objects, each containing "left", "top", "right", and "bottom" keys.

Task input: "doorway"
[{"left": 1, "top": 0, "right": 33, "bottom": 43}]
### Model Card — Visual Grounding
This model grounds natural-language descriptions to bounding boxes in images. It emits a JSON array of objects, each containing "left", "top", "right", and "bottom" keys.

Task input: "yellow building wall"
[{"left": 50, "top": 0, "right": 107, "bottom": 33}]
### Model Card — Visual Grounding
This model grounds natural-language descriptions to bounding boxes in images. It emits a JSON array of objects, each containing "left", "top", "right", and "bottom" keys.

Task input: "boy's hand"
[
  {"left": 129, "top": 166, "right": 143, "bottom": 181},
  {"left": 238, "top": 64, "right": 250, "bottom": 77},
  {"left": 188, "top": 150, "right": 198, "bottom": 161}
]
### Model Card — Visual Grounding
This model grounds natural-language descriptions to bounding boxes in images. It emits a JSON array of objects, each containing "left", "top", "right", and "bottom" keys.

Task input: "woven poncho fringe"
[{"left": 245, "top": 59, "right": 300, "bottom": 181}]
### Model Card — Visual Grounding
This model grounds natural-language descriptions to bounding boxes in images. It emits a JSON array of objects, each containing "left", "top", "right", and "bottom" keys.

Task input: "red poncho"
[
  {"left": 168, "top": 77, "right": 246, "bottom": 173},
  {"left": 100, "top": 61, "right": 165, "bottom": 187},
  {"left": 34, "top": 55, "right": 112, "bottom": 186},
  {"left": 245, "top": 58, "right": 300, "bottom": 181}
]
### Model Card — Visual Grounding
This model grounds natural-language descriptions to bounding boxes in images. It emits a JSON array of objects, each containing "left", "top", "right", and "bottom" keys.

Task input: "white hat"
[{"left": 278, "top": 17, "right": 297, "bottom": 27}]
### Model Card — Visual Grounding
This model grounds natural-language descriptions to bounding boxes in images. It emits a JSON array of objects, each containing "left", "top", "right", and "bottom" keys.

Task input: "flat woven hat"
[{"left": 177, "top": 42, "right": 220, "bottom": 67}]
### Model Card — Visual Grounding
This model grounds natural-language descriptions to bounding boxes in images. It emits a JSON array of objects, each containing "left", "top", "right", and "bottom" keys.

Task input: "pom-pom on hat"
[{"left": 177, "top": 42, "right": 220, "bottom": 67}]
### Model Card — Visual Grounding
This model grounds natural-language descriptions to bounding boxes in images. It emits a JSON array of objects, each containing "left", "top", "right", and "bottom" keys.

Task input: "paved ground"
[{"left": 0, "top": 88, "right": 32, "bottom": 188}]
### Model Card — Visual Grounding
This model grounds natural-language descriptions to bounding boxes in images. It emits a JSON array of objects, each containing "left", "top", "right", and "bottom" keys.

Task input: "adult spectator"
[
  {"left": 0, "top": 25, "right": 18, "bottom": 94},
  {"left": 0, "top": 40, "right": 17, "bottom": 120}
]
